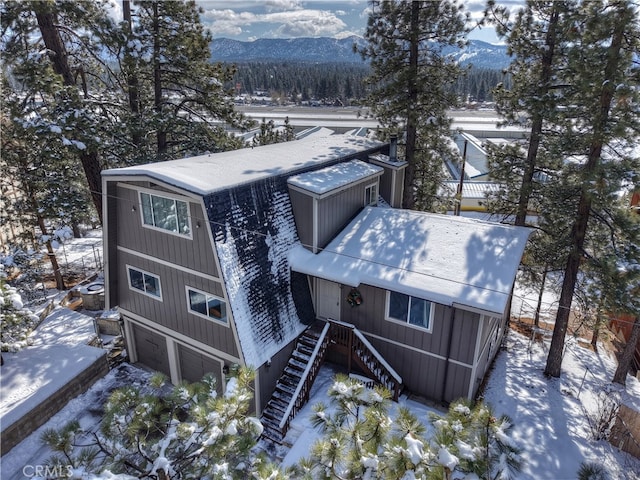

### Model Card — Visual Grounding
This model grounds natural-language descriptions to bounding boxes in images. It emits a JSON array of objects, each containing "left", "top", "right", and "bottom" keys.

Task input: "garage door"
[
  {"left": 132, "top": 324, "right": 170, "bottom": 377},
  {"left": 178, "top": 344, "right": 222, "bottom": 394}
]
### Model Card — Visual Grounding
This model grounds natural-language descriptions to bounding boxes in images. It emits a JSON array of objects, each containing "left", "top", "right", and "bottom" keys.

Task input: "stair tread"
[
  {"left": 261, "top": 412, "right": 281, "bottom": 426},
  {"left": 269, "top": 399, "right": 288, "bottom": 413},
  {"left": 296, "top": 345, "right": 315, "bottom": 357},
  {"left": 289, "top": 357, "right": 309, "bottom": 369},
  {"left": 272, "top": 389, "right": 293, "bottom": 403},
  {"left": 292, "top": 353, "right": 311, "bottom": 364},
  {"left": 300, "top": 339, "right": 320, "bottom": 348},
  {"left": 284, "top": 366, "right": 304, "bottom": 377},
  {"left": 276, "top": 382, "right": 297, "bottom": 395}
]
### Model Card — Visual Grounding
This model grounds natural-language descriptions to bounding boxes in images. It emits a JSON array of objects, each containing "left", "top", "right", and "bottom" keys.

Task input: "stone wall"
[
  {"left": 1, "top": 353, "right": 109, "bottom": 455},
  {"left": 610, "top": 404, "right": 640, "bottom": 459}
]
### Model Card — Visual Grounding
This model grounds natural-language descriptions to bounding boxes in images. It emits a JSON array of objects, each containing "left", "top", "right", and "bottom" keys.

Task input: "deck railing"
[
  {"left": 328, "top": 319, "right": 403, "bottom": 400},
  {"left": 278, "top": 322, "right": 331, "bottom": 435}
]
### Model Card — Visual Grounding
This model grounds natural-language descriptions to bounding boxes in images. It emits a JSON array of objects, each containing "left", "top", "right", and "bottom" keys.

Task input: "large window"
[
  {"left": 386, "top": 291, "right": 432, "bottom": 330},
  {"left": 140, "top": 191, "right": 191, "bottom": 235},
  {"left": 364, "top": 183, "right": 378, "bottom": 206},
  {"left": 187, "top": 287, "right": 227, "bottom": 324},
  {"left": 127, "top": 266, "right": 162, "bottom": 299}
]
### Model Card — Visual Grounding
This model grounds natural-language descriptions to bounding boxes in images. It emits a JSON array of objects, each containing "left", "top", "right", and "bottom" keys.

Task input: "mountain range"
[{"left": 210, "top": 36, "right": 510, "bottom": 69}]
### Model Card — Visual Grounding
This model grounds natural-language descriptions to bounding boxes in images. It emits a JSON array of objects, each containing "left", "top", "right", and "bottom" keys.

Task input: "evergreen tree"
[
  {"left": 485, "top": 0, "right": 574, "bottom": 227},
  {"left": 1, "top": 0, "right": 119, "bottom": 222},
  {"left": 0, "top": 270, "right": 40, "bottom": 353},
  {"left": 1, "top": 0, "right": 252, "bottom": 227},
  {"left": 358, "top": 0, "right": 468, "bottom": 210},
  {"left": 251, "top": 116, "right": 296, "bottom": 146},
  {"left": 0, "top": 74, "right": 94, "bottom": 290},
  {"left": 42, "top": 368, "right": 284, "bottom": 479},
  {"left": 484, "top": 0, "right": 639, "bottom": 378},
  {"left": 543, "top": 0, "right": 640, "bottom": 378},
  {"left": 116, "top": 0, "right": 252, "bottom": 162},
  {"left": 293, "top": 375, "right": 522, "bottom": 479}
]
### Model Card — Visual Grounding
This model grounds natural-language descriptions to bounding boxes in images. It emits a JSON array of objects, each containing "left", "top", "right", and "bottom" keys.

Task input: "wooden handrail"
[
  {"left": 279, "top": 322, "right": 331, "bottom": 432},
  {"left": 328, "top": 319, "right": 403, "bottom": 400}
]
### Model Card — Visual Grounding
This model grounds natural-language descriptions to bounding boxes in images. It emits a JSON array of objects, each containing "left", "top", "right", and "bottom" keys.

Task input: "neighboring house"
[{"left": 102, "top": 129, "right": 531, "bottom": 443}]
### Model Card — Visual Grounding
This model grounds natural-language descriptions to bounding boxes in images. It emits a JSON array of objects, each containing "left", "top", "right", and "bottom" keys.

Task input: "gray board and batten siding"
[
  {"left": 106, "top": 183, "right": 237, "bottom": 357},
  {"left": 319, "top": 281, "right": 503, "bottom": 403},
  {"left": 256, "top": 336, "right": 299, "bottom": 411},
  {"left": 104, "top": 179, "right": 241, "bottom": 395},
  {"left": 369, "top": 155, "right": 407, "bottom": 209},
  {"left": 288, "top": 173, "right": 383, "bottom": 253}
]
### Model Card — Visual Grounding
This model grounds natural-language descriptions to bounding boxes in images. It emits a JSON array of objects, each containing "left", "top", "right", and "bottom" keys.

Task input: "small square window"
[
  {"left": 127, "top": 266, "right": 162, "bottom": 299},
  {"left": 139, "top": 191, "right": 191, "bottom": 236},
  {"left": 187, "top": 287, "right": 227, "bottom": 324},
  {"left": 386, "top": 291, "right": 432, "bottom": 331},
  {"left": 365, "top": 183, "right": 378, "bottom": 206}
]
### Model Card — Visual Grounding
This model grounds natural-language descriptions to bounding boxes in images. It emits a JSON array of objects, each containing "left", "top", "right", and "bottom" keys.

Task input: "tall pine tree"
[
  {"left": 540, "top": 0, "right": 640, "bottom": 377},
  {"left": 1, "top": 0, "right": 119, "bottom": 222},
  {"left": 358, "top": 0, "right": 468, "bottom": 210},
  {"left": 485, "top": 0, "right": 574, "bottom": 227},
  {"left": 123, "top": 0, "right": 252, "bottom": 162}
]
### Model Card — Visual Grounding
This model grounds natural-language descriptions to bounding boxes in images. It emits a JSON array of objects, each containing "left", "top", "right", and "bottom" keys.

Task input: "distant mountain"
[
  {"left": 442, "top": 40, "right": 510, "bottom": 69},
  {"left": 210, "top": 36, "right": 366, "bottom": 64},
  {"left": 210, "top": 37, "right": 510, "bottom": 69}
]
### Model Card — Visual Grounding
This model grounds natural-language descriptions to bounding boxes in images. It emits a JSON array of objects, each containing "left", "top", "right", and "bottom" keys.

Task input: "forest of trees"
[
  {"left": 0, "top": 0, "right": 638, "bottom": 477},
  {"left": 229, "top": 61, "right": 510, "bottom": 105}
]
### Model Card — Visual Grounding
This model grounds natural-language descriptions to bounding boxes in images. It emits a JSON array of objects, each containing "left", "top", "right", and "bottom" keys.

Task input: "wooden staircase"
[
  {"left": 260, "top": 319, "right": 403, "bottom": 445},
  {"left": 260, "top": 321, "right": 329, "bottom": 444}
]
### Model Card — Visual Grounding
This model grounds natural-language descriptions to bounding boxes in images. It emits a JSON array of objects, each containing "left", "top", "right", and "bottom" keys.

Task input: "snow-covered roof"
[
  {"left": 287, "top": 159, "right": 383, "bottom": 195},
  {"left": 102, "top": 131, "right": 383, "bottom": 196},
  {"left": 440, "top": 181, "right": 502, "bottom": 199},
  {"left": 289, "top": 207, "right": 531, "bottom": 316},
  {"left": 204, "top": 177, "right": 315, "bottom": 368}
]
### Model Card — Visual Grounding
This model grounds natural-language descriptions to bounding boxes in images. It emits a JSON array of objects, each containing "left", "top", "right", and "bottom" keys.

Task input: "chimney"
[{"left": 389, "top": 134, "right": 397, "bottom": 162}]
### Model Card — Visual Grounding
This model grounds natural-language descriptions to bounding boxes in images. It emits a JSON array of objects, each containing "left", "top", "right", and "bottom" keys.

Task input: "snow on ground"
[
  {"left": 0, "top": 364, "right": 153, "bottom": 480},
  {"left": 0, "top": 307, "right": 105, "bottom": 431},
  {"left": 2, "top": 330, "right": 639, "bottom": 479},
  {"left": 483, "top": 332, "right": 640, "bottom": 480},
  {"left": 2, "top": 229, "right": 639, "bottom": 479}
]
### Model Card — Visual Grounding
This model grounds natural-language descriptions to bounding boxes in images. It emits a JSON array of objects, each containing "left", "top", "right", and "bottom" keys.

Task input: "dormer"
[{"left": 287, "top": 160, "right": 383, "bottom": 253}]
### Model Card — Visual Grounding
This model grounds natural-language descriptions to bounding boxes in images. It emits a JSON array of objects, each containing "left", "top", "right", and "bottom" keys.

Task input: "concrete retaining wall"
[{"left": 1, "top": 353, "right": 109, "bottom": 455}]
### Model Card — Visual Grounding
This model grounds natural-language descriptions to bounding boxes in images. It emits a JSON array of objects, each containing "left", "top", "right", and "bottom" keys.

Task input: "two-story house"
[{"left": 102, "top": 129, "right": 530, "bottom": 442}]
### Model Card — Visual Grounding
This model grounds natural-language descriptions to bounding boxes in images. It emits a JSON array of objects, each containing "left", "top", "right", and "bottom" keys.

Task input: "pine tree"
[
  {"left": 1, "top": 0, "right": 119, "bottom": 222},
  {"left": 485, "top": 0, "right": 574, "bottom": 226},
  {"left": 0, "top": 73, "right": 95, "bottom": 290},
  {"left": 0, "top": 271, "right": 40, "bottom": 353},
  {"left": 2, "top": 0, "right": 253, "bottom": 229},
  {"left": 124, "top": 0, "right": 252, "bottom": 162},
  {"left": 293, "top": 375, "right": 522, "bottom": 479},
  {"left": 358, "top": 0, "right": 468, "bottom": 210},
  {"left": 544, "top": 0, "right": 640, "bottom": 378},
  {"left": 42, "top": 368, "right": 284, "bottom": 479}
]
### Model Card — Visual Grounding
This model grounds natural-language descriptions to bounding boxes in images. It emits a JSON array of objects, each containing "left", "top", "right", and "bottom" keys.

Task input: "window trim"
[
  {"left": 185, "top": 286, "right": 229, "bottom": 327},
  {"left": 138, "top": 189, "right": 193, "bottom": 238},
  {"left": 384, "top": 290, "right": 434, "bottom": 333},
  {"left": 126, "top": 265, "right": 163, "bottom": 301},
  {"left": 364, "top": 182, "right": 378, "bottom": 206}
]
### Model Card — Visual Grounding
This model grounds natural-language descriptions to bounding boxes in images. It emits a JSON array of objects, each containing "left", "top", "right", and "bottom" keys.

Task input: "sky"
[{"left": 193, "top": 0, "right": 514, "bottom": 44}]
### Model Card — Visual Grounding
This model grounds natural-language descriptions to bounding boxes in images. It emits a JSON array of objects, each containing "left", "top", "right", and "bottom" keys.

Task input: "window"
[
  {"left": 127, "top": 266, "right": 162, "bottom": 299},
  {"left": 386, "top": 291, "right": 432, "bottom": 330},
  {"left": 140, "top": 191, "right": 191, "bottom": 235},
  {"left": 364, "top": 183, "right": 378, "bottom": 206},
  {"left": 187, "top": 287, "right": 227, "bottom": 324}
]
